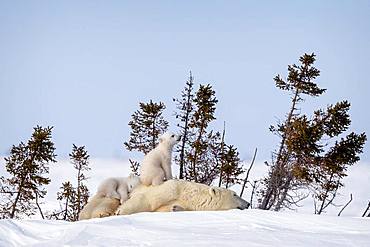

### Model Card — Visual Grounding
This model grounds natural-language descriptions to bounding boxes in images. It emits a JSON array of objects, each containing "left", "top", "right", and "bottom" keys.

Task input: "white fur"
[
  {"left": 140, "top": 131, "right": 181, "bottom": 186},
  {"left": 96, "top": 174, "right": 140, "bottom": 204},
  {"left": 79, "top": 179, "right": 250, "bottom": 220}
]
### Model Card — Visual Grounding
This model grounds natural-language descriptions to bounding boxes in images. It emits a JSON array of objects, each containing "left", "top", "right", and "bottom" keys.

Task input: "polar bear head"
[
  {"left": 158, "top": 131, "right": 181, "bottom": 147},
  {"left": 127, "top": 174, "right": 141, "bottom": 192},
  {"left": 206, "top": 187, "right": 250, "bottom": 210},
  {"left": 188, "top": 186, "right": 250, "bottom": 211},
  {"left": 177, "top": 181, "right": 250, "bottom": 211}
]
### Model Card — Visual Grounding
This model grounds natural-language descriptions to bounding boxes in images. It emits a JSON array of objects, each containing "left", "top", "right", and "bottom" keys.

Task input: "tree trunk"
[
  {"left": 191, "top": 121, "right": 206, "bottom": 182},
  {"left": 316, "top": 174, "right": 338, "bottom": 215},
  {"left": 9, "top": 177, "right": 26, "bottom": 218},
  {"left": 274, "top": 174, "right": 293, "bottom": 211},
  {"left": 179, "top": 82, "right": 193, "bottom": 179},
  {"left": 260, "top": 89, "right": 299, "bottom": 210},
  {"left": 63, "top": 197, "right": 69, "bottom": 221},
  {"left": 151, "top": 118, "right": 157, "bottom": 150},
  {"left": 225, "top": 175, "right": 230, "bottom": 189},
  {"left": 361, "top": 202, "right": 370, "bottom": 217},
  {"left": 76, "top": 168, "right": 82, "bottom": 221},
  {"left": 35, "top": 192, "right": 45, "bottom": 219},
  {"left": 249, "top": 181, "right": 257, "bottom": 209},
  {"left": 218, "top": 122, "right": 226, "bottom": 187},
  {"left": 338, "top": 193, "right": 353, "bottom": 216},
  {"left": 240, "top": 148, "right": 257, "bottom": 197}
]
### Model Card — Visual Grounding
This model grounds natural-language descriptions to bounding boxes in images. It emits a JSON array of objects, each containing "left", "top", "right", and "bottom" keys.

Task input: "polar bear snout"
[
  {"left": 237, "top": 197, "right": 250, "bottom": 210},
  {"left": 158, "top": 132, "right": 181, "bottom": 146}
]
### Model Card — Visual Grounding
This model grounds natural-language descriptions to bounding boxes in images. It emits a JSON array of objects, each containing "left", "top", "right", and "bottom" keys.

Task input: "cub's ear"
[
  {"left": 159, "top": 137, "right": 164, "bottom": 143},
  {"left": 209, "top": 187, "right": 217, "bottom": 196}
]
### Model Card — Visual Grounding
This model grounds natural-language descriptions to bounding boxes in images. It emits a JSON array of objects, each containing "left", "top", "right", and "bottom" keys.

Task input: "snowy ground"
[
  {"left": 1, "top": 158, "right": 370, "bottom": 246},
  {"left": 0, "top": 210, "right": 370, "bottom": 247}
]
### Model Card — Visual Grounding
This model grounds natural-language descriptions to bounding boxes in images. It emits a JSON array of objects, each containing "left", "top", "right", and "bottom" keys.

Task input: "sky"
[{"left": 0, "top": 1, "right": 369, "bottom": 163}]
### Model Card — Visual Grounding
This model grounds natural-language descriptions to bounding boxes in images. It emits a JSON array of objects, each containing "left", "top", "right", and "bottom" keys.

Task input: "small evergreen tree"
[
  {"left": 259, "top": 53, "right": 367, "bottom": 212},
  {"left": 0, "top": 126, "right": 56, "bottom": 219},
  {"left": 173, "top": 72, "right": 195, "bottom": 179},
  {"left": 188, "top": 131, "right": 222, "bottom": 185},
  {"left": 52, "top": 181, "right": 75, "bottom": 221},
  {"left": 184, "top": 84, "right": 220, "bottom": 184},
  {"left": 124, "top": 100, "right": 169, "bottom": 174},
  {"left": 218, "top": 123, "right": 244, "bottom": 188},
  {"left": 174, "top": 79, "right": 244, "bottom": 186},
  {"left": 218, "top": 145, "right": 244, "bottom": 188},
  {"left": 48, "top": 145, "right": 90, "bottom": 221},
  {"left": 69, "top": 144, "right": 90, "bottom": 220}
]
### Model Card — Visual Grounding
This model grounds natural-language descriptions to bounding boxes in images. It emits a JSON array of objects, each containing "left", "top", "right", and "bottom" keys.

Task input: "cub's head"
[
  {"left": 159, "top": 131, "right": 181, "bottom": 147},
  {"left": 127, "top": 174, "right": 141, "bottom": 192}
]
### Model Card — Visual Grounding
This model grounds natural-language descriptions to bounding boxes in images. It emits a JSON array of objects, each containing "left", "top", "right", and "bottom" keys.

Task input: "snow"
[
  {"left": 1, "top": 158, "right": 370, "bottom": 246},
  {"left": 0, "top": 210, "right": 369, "bottom": 246}
]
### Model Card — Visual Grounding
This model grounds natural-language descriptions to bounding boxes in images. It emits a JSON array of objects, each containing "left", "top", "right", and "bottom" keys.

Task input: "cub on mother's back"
[
  {"left": 140, "top": 131, "right": 180, "bottom": 186},
  {"left": 96, "top": 174, "right": 140, "bottom": 204}
]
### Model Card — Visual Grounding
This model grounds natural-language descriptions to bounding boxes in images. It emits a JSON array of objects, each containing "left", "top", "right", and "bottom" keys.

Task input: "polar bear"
[
  {"left": 116, "top": 180, "right": 250, "bottom": 215},
  {"left": 78, "top": 193, "right": 120, "bottom": 220},
  {"left": 140, "top": 132, "right": 181, "bottom": 186},
  {"left": 96, "top": 174, "right": 140, "bottom": 204},
  {"left": 79, "top": 179, "right": 250, "bottom": 220}
]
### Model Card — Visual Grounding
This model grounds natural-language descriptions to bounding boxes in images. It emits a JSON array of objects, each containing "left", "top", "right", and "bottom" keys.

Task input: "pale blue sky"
[{"left": 1, "top": 1, "right": 369, "bottom": 162}]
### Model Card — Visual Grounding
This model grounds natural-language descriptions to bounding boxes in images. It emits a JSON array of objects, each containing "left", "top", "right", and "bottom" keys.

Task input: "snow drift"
[{"left": 0, "top": 210, "right": 369, "bottom": 247}]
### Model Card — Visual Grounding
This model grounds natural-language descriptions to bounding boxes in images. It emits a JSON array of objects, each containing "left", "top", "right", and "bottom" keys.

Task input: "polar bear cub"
[
  {"left": 96, "top": 174, "right": 140, "bottom": 204},
  {"left": 140, "top": 131, "right": 181, "bottom": 186}
]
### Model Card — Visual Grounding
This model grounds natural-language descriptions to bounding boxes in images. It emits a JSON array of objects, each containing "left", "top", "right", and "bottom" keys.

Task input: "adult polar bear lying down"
[{"left": 79, "top": 179, "right": 250, "bottom": 220}]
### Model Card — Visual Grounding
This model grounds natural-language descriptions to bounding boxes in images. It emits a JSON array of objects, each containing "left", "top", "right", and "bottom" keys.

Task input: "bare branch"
[
  {"left": 362, "top": 201, "right": 370, "bottom": 217},
  {"left": 337, "top": 193, "right": 353, "bottom": 216},
  {"left": 240, "top": 148, "right": 257, "bottom": 197}
]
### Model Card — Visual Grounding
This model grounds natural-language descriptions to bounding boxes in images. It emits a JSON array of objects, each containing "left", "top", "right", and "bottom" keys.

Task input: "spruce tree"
[
  {"left": 174, "top": 79, "right": 244, "bottom": 186},
  {"left": 125, "top": 100, "right": 169, "bottom": 154},
  {"left": 0, "top": 126, "right": 56, "bottom": 219},
  {"left": 51, "top": 181, "right": 75, "bottom": 221},
  {"left": 190, "top": 131, "right": 222, "bottom": 185},
  {"left": 218, "top": 145, "right": 243, "bottom": 188},
  {"left": 217, "top": 123, "right": 244, "bottom": 188},
  {"left": 48, "top": 145, "right": 90, "bottom": 221},
  {"left": 124, "top": 100, "right": 169, "bottom": 174},
  {"left": 184, "top": 84, "right": 220, "bottom": 184},
  {"left": 173, "top": 72, "right": 195, "bottom": 179},
  {"left": 259, "top": 53, "right": 367, "bottom": 212},
  {"left": 69, "top": 144, "right": 90, "bottom": 220}
]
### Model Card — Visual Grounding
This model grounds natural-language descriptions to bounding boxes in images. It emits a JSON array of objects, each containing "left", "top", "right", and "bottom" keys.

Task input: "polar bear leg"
[
  {"left": 117, "top": 186, "right": 129, "bottom": 204},
  {"left": 155, "top": 203, "right": 185, "bottom": 212},
  {"left": 151, "top": 175, "right": 165, "bottom": 186},
  {"left": 79, "top": 194, "right": 105, "bottom": 220},
  {"left": 141, "top": 166, "right": 165, "bottom": 186},
  {"left": 91, "top": 197, "right": 120, "bottom": 219},
  {"left": 106, "top": 190, "right": 121, "bottom": 200},
  {"left": 161, "top": 159, "right": 173, "bottom": 180},
  {"left": 116, "top": 193, "right": 153, "bottom": 215}
]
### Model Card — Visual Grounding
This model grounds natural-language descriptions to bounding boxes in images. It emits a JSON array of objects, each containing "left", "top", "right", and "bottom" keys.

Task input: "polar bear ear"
[
  {"left": 159, "top": 137, "right": 164, "bottom": 143},
  {"left": 209, "top": 187, "right": 217, "bottom": 196}
]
